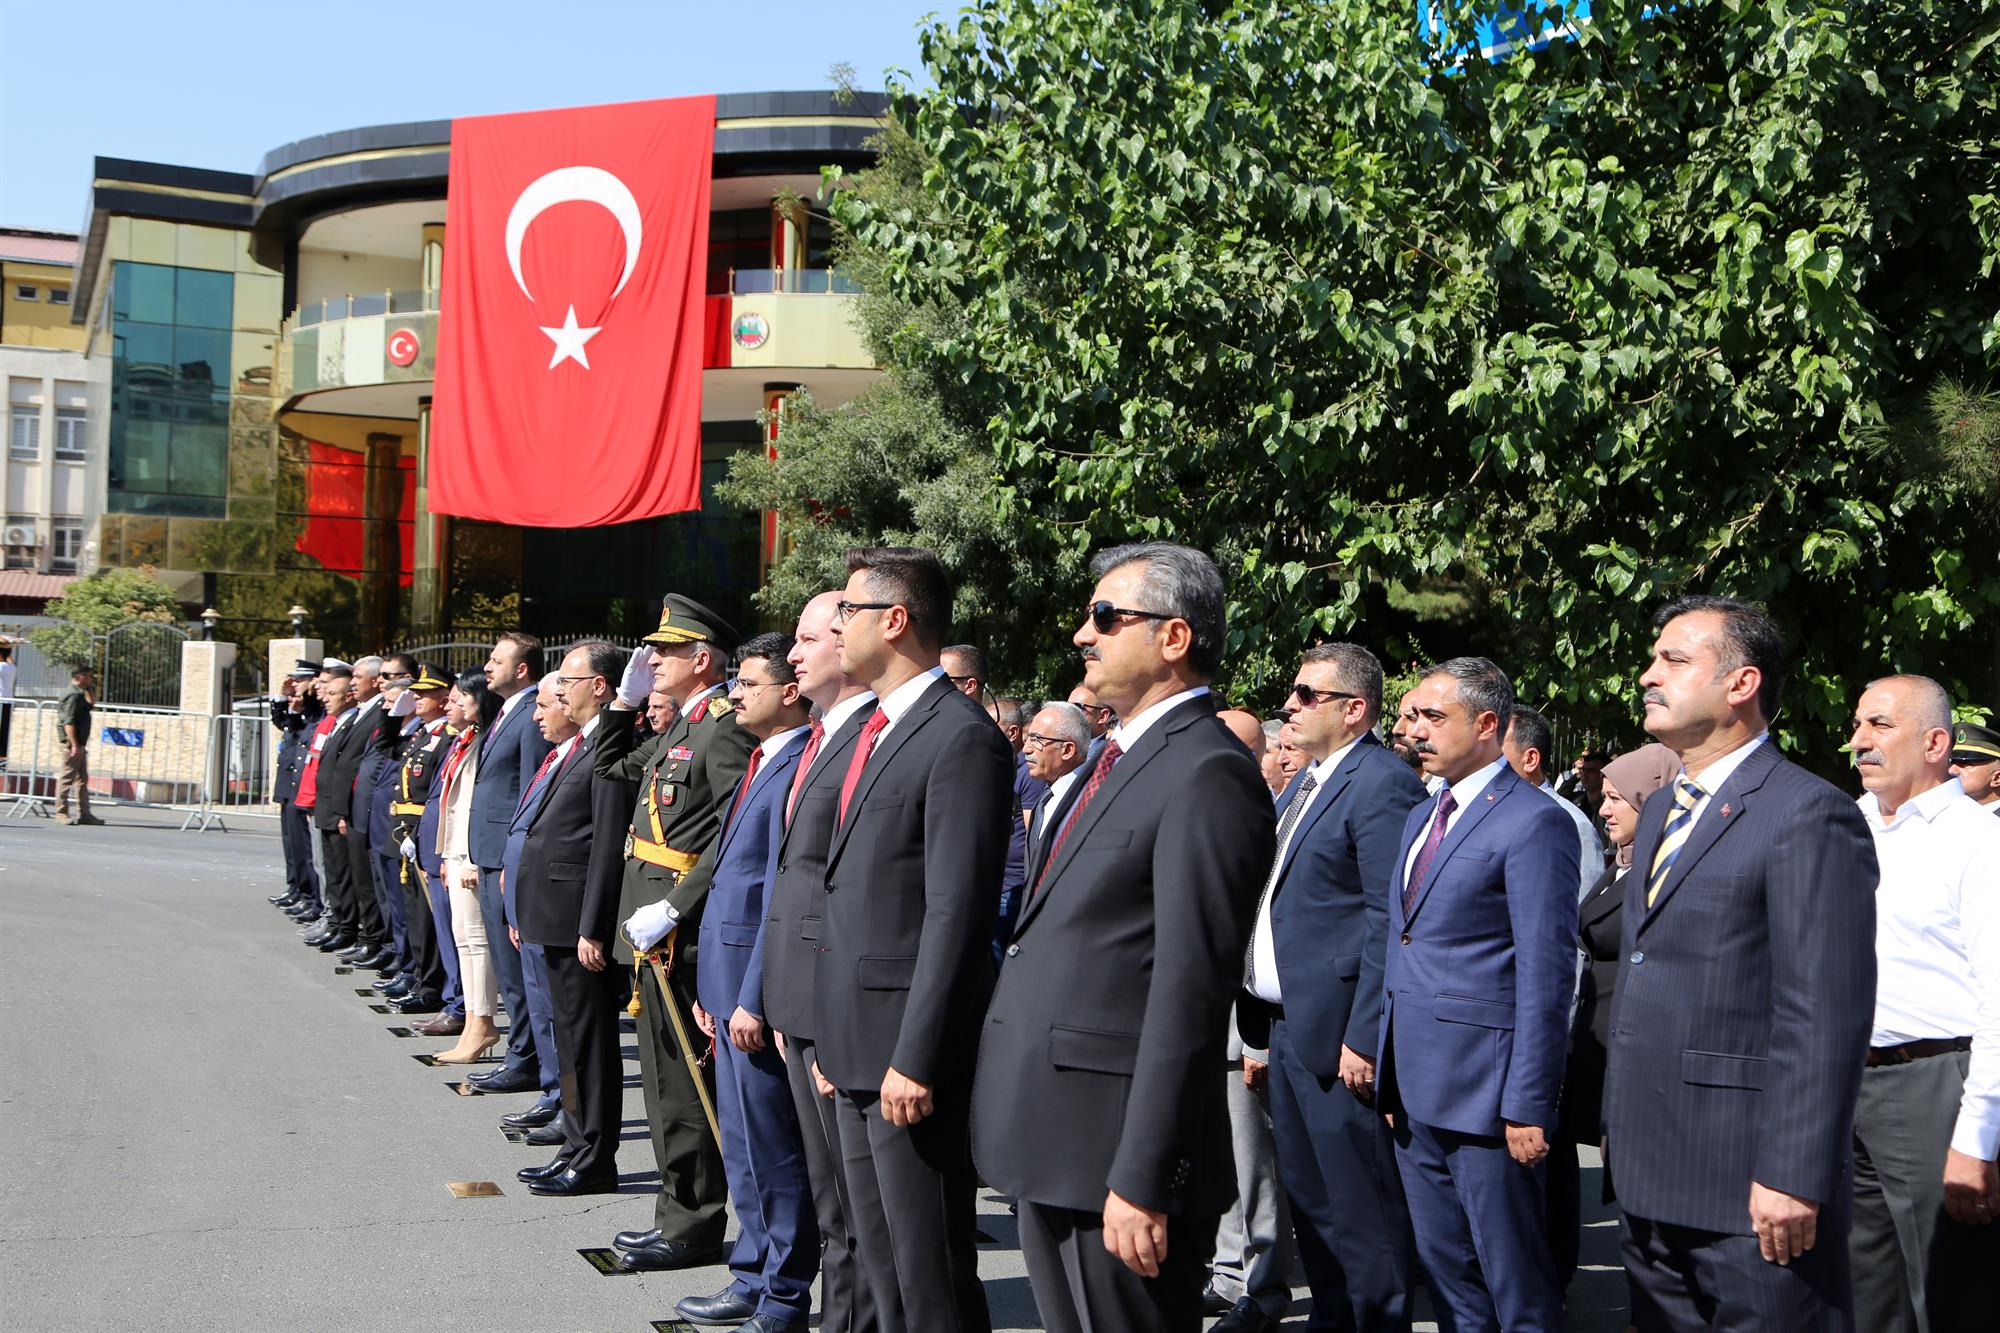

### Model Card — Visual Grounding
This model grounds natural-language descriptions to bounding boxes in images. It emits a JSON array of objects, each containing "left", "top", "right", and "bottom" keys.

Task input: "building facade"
[
  {"left": 67, "top": 91, "right": 884, "bottom": 654},
  {"left": 2, "top": 228, "right": 102, "bottom": 584}
]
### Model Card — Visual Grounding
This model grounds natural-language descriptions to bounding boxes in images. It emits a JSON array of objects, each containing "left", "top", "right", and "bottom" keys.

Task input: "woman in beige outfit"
[{"left": 432, "top": 672, "right": 502, "bottom": 1062}]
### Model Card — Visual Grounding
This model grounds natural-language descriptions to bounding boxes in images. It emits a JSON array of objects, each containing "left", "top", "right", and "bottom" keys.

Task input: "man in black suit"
[
  {"left": 1021, "top": 700, "right": 1091, "bottom": 886},
  {"left": 1604, "top": 596, "right": 1878, "bottom": 1330},
  {"left": 761, "top": 589, "right": 885, "bottom": 1333},
  {"left": 1238, "top": 644, "right": 1424, "bottom": 1333},
  {"left": 511, "top": 640, "right": 638, "bottom": 1196},
  {"left": 973, "top": 542, "right": 1276, "bottom": 1333},
  {"left": 818, "top": 547, "right": 1014, "bottom": 1333},
  {"left": 307, "top": 662, "right": 380, "bottom": 955}
]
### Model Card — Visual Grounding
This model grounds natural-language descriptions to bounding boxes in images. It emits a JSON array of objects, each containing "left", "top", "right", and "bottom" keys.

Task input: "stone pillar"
[{"left": 181, "top": 639, "right": 238, "bottom": 806}]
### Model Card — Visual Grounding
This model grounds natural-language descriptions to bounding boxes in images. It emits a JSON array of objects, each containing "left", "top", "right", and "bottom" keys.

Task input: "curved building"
[{"left": 68, "top": 90, "right": 884, "bottom": 651}]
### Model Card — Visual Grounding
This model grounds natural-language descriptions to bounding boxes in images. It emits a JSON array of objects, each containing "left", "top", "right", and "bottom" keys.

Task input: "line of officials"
[{"left": 261, "top": 541, "right": 1997, "bottom": 1333}]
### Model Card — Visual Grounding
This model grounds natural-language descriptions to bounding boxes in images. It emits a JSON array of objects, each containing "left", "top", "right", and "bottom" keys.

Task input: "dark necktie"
[
  {"left": 725, "top": 743, "right": 768, "bottom": 832},
  {"left": 836, "top": 708, "right": 890, "bottom": 825},
  {"left": 784, "top": 718, "right": 825, "bottom": 826},
  {"left": 516, "top": 743, "right": 567, "bottom": 818},
  {"left": 1033, "top": 738, "right": 1123, "bottom": 895},
  {"left": 1245, "top": 770, "right": 1317, "bottom": 982},
  {"left": 1401, "top": 787, "right": 1458, "bottom": 917}
]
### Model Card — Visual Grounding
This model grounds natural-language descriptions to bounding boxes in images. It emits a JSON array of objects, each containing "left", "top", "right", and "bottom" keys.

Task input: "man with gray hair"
[
  {"left": 989, "top": 694, "right": 1049, "bottom": 961},
  {"left": 1022, "top": 700, "right": 1091, "bottom": 883},
  {"left": 1847, "top": 673, "right": 2000, "bottom": 1331}
]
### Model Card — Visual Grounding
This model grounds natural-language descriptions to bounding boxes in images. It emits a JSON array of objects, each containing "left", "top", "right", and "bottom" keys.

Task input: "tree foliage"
[
  {"left": 28, "top": 566, "right": 183, "bottom": 667},
  {"left": 750, "top": 0, "right": 2000, "bottom": 766}
]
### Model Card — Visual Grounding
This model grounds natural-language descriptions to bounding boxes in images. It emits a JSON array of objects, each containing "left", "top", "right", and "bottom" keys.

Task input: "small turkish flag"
[{"left": 430, "top": 95, "right": 716, "bottom": 526}]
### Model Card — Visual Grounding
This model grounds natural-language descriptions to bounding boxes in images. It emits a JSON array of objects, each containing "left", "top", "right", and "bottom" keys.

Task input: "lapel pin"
[
  {"left": 1485, "top": 793, "right": 1496, "bottom": 801},
  {"left": 1720, "top": 803, "right": 1731, "bottom": 818}
]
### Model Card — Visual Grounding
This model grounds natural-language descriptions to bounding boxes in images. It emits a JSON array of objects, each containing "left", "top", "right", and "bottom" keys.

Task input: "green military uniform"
[
  {"left": 56, "top": 680, "right": 96, "bottom": 822},
  {"left": 600, "top": 596, "right": 755, "bottom": 1248}
]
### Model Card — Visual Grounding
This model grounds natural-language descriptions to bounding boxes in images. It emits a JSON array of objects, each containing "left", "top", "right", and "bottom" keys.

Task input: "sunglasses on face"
[
  {"left": 1084, "top": 601, "right": 1173, "bottom": 633},
  {"left": 1290, "top": 683, "right": 1360, "bottom": 710}
]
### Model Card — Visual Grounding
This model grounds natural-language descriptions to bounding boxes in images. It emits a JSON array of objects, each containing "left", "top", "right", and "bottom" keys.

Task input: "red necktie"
[
  {"left": 1033, "top": 738, "right": 1122, "bottom": 894},
  {"left": 836, "top": 708, "right": 890, "bottom": 825},
  {"left": 784, "top": 719, "right": 825, "bottom": 826},
  {"left": 726, "top": 743, "right": 768, "bottom": 831},
  {"left": 1402, "top": 787, "right": 1458, "bottom": 917},
  {"left": 516, "top": 744, "right": 563, "bottom": 817}
]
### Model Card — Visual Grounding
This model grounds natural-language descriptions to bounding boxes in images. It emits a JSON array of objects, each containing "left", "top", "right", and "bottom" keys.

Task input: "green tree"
[
  {"left": 807, "top": 0, "right": 2000, "bottom": 768},
  {"left": 28, "top": 566, "right": 183, "bottom": 668}
]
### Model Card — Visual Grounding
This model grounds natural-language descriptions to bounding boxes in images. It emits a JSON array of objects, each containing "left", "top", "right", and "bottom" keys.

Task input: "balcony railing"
[
  {"left": 722, "top": 268, "right": 862, "bottom": 296},
  {"left": 291, "top": 287, "right": 440, "bottom": 329}
]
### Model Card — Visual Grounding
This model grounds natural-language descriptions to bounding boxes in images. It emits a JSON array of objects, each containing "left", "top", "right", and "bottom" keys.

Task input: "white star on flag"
[{"left": 540, "top": 305, "right": 602, "bottom": 369}]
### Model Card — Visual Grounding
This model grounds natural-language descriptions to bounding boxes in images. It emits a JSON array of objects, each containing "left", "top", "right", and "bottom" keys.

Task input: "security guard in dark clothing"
[
  {"left": 271, "top": 662, "right": 325, "bottom": 910},
  {"left": 598, "top": 594, "right": 755, "bottom": 1272},
  {"left": 1951, "top": 721, "right": 2000, "bottom": 810}
]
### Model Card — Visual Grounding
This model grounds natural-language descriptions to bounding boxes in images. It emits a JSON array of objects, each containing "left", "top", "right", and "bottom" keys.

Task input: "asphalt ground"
[{"left": 0, "top": 805, "right": 1629, "bottom": 1331}]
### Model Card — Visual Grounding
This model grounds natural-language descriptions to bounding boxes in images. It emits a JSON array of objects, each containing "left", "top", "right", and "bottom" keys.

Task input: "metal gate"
[{"left": 98, "top": 621, "right": 191, "bottom": 708}]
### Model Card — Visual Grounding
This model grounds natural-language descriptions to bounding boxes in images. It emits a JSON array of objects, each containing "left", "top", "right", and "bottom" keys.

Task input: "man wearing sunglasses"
[
  {"left": 974, "top": 542, "right": 1276, "bottom": 1333},
  {"left": 818, "top": 546, "right": 1015, "bottom": 1333},
  {"left": 1237, "top": 646, "right": 1429, "bottom": 1333}
]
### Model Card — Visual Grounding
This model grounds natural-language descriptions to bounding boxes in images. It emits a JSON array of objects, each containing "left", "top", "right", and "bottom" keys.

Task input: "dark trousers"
[
  {"left": 713, "top": 1023, "right": 818, "bottom": 1317},
  {"left": 1267, "top": 1015, "right": 1413, "bottom": 1331},
  {"left": 372, "top": 850, "right": 409, "bottom": 972},
  {"left": 1017, "top": 1200, "right": 1215, "bottom": 1333},
  {"left": 1393, "top": 1115, "right": 1562, "bottom": 1333},
  {"left": 783, "top": 1035, "right": 883, "bottom": 1333},
  {"left": 635, "top": 954, "right": 728, "bottom": 1243},
  {"left": 544, "top": 944, "right": 624, "bottom": 1181},
  {"left": 281, "top": 802, "right": 319, "bottom": 904},
  {"left": 1624, "top": 1203, "right": 1854, "bottom": 1333},
  {"left": 833, "top": 1083, "right": 990, "bottom": 1333},
  {"left": 477, "top": 865, "right": 535, "bottom": 1074},
  {"left": 516, "top": 926, "right": 562, "bottom": 1095},
  {"left": 344, "top": 820, "right": 386, "bottom": 948},
  {"left": 420, "top": 868, "right": 462, "bottom": 1016},
  {"left": 1852, "top": 1050, "right": 1995, "bottom": 1333},
  {"left": 316, "top": 824, "right": 358, "bottom": 936},
  {"left": 397, "top": 858, "right": 446, "bottom": 1000}
]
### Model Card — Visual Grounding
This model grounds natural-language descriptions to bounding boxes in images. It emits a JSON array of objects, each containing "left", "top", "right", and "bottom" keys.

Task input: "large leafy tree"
[{"left": 750, "top": 0, "right": 2000, "bottom": 766}]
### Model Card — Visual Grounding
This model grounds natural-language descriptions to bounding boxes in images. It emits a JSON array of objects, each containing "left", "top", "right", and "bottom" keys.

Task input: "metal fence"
[
  {"left": 1, "top": 696, "right": 272, "bottom": 830},
  {"left": 0, "top": 619, "right": 191, "bottom": 706},
  {"left": 396, "top": 636, "right": 648, "bottom": 680}
]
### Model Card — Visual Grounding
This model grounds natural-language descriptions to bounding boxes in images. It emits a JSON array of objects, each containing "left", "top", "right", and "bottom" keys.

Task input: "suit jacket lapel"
[
  {"left": 1024, "top": 766, "right": 1086, "bottom": 887},
  {"left": 777, "top": 709, "right": 865, "bottom": 859},
  {"left": 827, "top": 677, "right": 952, "bottom": 868},
  {"left": 1403, "top": 765, "right": 1518, "bottom": 929},
  {"left": 1638, "top": 741, "right": 1777, "bottom": 932},
  {"left": 524, "top": 732, "right": 592, "bottom": 832},
  {"left": 718, "top": 734, "right": 806, "bottom": 859},
  {"left": 1272, "top": 735, "right": 1371, "bottom": 887}
]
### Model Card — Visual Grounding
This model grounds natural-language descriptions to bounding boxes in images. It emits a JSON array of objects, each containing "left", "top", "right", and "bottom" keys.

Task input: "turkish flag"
[{"left": 430, "top": 95, "right": 715, "bottom": 525}]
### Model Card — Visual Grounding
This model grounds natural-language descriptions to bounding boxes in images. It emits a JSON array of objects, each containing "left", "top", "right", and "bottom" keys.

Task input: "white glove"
[
  {"left": 616, "top": 644, "right": 656, "bottom": 709},
  {"left": 388, "top": 689, "right": 418, "bottom": 717},
  {"left": 400, "top": 836, "right": 417, "bottom": 860},
  {"left": 622, "top": 900, "right": 679, "bottom": 954}
]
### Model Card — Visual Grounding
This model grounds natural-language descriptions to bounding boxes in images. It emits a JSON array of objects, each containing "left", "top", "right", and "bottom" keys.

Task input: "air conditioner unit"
[{"left": 2, "top": 525, "right": 40, "bottom": 547}]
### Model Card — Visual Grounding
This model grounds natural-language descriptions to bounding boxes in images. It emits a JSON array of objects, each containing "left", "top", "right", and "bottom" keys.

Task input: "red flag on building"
[{"left": 430, "top": 95, "right": 715, "bottom": 525}]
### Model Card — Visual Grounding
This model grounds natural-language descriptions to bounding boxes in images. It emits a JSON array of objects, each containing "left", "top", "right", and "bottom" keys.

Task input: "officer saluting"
[{"left": 597, "top": 594, "right": 755, "bottom": 1273}]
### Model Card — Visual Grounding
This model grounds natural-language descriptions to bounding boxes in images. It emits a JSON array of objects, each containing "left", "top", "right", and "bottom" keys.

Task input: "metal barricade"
[
  {"left": 3, "top": 698, "right": 56, "bottom": 818},
  {"left": 184, "top": 707, "right": 281, "bottom": 832}
]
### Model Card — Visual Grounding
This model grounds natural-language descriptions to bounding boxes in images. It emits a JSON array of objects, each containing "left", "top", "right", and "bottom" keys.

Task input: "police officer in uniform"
[
  {"left": 599, "top": 595, "right": 756, "bottom": 1272},
  {"left": 270, "top": 661, "right": 325, "bottom": 912}
]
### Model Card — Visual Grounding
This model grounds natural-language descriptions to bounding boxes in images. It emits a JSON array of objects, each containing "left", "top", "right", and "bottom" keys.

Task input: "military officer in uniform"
[
  {"left": 390, "top": 664, "right": 460, "bottom": 1026},
  {"left": 598, "top": 595, "right": 756, "bottom": 1273}
]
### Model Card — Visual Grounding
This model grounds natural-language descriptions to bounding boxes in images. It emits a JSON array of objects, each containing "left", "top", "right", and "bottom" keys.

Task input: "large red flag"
[{"left": 430, "top": 96, "right": 715, "bottom": 525}]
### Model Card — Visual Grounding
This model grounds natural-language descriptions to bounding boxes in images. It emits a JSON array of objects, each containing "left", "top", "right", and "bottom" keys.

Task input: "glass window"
[
  {"left": 114, "top": 419, "right": 172, "bottom": 492},
  {"left": 49, "top": 287, "right": 71, "bottom": 306},
  {"left": 174, "top": 268, "right": 234, "bottom": 330},
  {"left": 3, "top": 515, "right": 35, "bottom": 570},
  {"left": 51, "top": 520, "right": 82, "bottom": 572},
  {"left": 55, "top": 407, "right": 86, "bottom": 460},
  {"left": 115, "top": 263, "right": 175, "bottom": 324},
  {"left": 14, "top": 285, "right": 36, "bottom": 302},
  {"left": 8, "top": 406, "right": 37, "bottom": 460},
  {"left": 169, "top": 422, "right": 228, "bottom": 497}
]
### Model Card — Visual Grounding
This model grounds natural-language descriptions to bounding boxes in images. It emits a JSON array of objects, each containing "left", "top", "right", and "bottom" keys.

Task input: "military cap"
[
  {"left": 321, "top": 656, "right": 353, "bottom": 672},
  {"left": 643, "top": 594, "right": 741, "bottom": 653},
  {"left": 289, "top": 658, "right": 322, "bottom": 677},
  {"left": 409, "top": 661, "right": 453, "bottom": 692},
  {"left": 1952, "top": 721, "right": 2000, "bottom": 766}
]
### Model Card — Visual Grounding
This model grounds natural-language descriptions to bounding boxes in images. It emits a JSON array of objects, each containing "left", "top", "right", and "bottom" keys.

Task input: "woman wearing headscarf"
[
  {"left": 1550, "top": 741, "right": 1679, "bottom": 1303},
  {"left": 431, "top": 671, "right": 504, "bottom": 1063}
]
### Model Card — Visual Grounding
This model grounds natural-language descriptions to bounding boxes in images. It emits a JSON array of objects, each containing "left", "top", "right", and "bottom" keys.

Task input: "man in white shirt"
[
  {"left": 0, "top": 641, "right": 15, "bottom": 769},
  {"left": 1502, "top": 703, "right": 1607, "bottom": 898},
  {"left": 1023, "top": 701, "right": 1090, "bottom": 875},
  {"left": 1849, "top": 675, "right": 2000, "bottom": 1332}
]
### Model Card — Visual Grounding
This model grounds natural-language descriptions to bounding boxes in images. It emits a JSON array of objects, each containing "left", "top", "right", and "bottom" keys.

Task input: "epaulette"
[{"left": 707, "top": 696, "right": 735, "bottom": 717}]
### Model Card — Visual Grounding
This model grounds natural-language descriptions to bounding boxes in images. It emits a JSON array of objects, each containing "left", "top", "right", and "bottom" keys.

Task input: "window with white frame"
[
  {"left": 48, "top": 287, "right": 71, "bottom": 306},
  {"left": 7, "top": 406, "right": 36, "bottom": 461},
  {"left": 2, "top": 514, "right": 35, "bottom": 570},
  {"left": 13, "top": 284, "right": 37, "bottom": 302},
  {"left": 53, "top": 382, "right": 86, "bottom": 461},
  {"left": 51, "top": 518, "right": 83, "bottom": 572}
]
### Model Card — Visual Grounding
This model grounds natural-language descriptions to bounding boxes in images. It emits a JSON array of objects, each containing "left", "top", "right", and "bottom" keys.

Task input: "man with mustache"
[
  {"left": 1603, "top": 597, "right": 1878, "bottom": 1331},
  {"left": 1847, "top": 675, "right": 2000, "bottom": 1331}
]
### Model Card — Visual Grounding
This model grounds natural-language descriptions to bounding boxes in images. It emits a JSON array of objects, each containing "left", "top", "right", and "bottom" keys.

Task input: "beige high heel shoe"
[{"left": 434, "top": 1014, "right": 501, "bottom": 1064}]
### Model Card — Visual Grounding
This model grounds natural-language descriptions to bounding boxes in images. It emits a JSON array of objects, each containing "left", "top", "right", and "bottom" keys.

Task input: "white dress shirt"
[
  {"left": 872, "top": 666, "right": 946, "bottom": 742},
  {"left": 1106, "top": 685, "right": 1212, "bottom": 753},
  {"left": 1248, "top": 738, "right": 1360, "bottom": 1003},
  {"left": 1676, "top": 732, "right": 1768, "bottom": 833},
  {"left": 1402, "top": 754, "right": 1509, "bottom": 892},
  {"left": 497, "top": 684, "right": 533, "bottom": 720},
  {"left": 805, "top": 691, "right": 878, "bottom": 784},
  {"left": 1037, "top": 767, "right": 1082, "bottom": 835},
  {"left": 1859, "top": 777, "right": 2000, "bottom": 1159}
]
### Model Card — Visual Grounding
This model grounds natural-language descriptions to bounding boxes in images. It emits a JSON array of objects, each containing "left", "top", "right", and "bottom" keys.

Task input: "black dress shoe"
[
  {"left": 613, "top": 1227, "right": 663, "bottom": 1250},
  {"left": 270, "top": 892, "right": 299, "bottom": 906},
  {"left": 1201, "top": 1285, "right": 1234, "bottom": 1316},
  {"left": 501, "top": 1098, "right": 560, "bottom": 1129},
  {"left": 356, "top": 946, "right": 397, "bottom": 970},
  {"left": 389, "top": 993, "right": 442, "bottom": 1015},
  {"left": 673, "top": 1287, "right": 757, "bottom": 1323},
  {"left": 617, "top": 1238, "right": 725, "bottom": 1272},
  {"left": 467, "top": 1065, "right": 538, "bottom": 1093},
  {"left": 315, "top": 933, "right": 356, "bottom": 952},
  {"left": 1210, "top": 1297, "right": 1280, "bottom": 1333},
  {"left": 526, "top": 1167, "right": 616, "bottom": 1196},
  {"left": 337, "top": 943, "right": 372, "bottom": 962},
  {"left": 285, "top": 902, "right": 320, "bottom": 919},
  {"left": 516, "top": 1156, "right": 572, "bottom": 1182},
  {"left": 525, "top": 1115, "right": 568, "bottom": 1146}
]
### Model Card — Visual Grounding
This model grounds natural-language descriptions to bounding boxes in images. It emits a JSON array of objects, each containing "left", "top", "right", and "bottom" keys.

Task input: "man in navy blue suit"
[
  {"left": 1239, "top": 644, "right": 1425, "bottom": 1333},
  {"left": 674, "top": 633, "right": 818, "bottom": 1332},
  {"left": 493, "top": 673, "right": 572, "bottom": 1137},
  {"left": 1604, "top": 597, "right": 1877, "bottom": 1331},
  {"left": 1378, "top": 656, "right": 1579, "bottom": 1332},
  {"left": 465, "top": 633, "right": 556, "bottom": 1110}
]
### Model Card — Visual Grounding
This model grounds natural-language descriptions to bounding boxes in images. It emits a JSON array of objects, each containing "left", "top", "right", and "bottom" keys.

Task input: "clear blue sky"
[{"left": 0, "top": 0, "right": 942, "bottom": 234}]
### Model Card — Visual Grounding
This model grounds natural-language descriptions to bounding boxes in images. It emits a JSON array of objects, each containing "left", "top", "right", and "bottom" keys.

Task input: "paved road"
[{"left": 0, "top": 807, "right": 1629, "bottom": 1331}]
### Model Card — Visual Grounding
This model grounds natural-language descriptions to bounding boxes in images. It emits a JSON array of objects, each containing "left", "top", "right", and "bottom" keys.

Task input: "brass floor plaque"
[
  {"left": 447, "top": 1181, "right": 502, "bottom": 1197},
  {"left": 651, "top": 1322, "right": 701, "bottom": 1332},
  {"left": 353, "top": 988, "right": 376, "bottom": 997},
  {"left": 448, "top": 1081, "right": 478, "bottom": 1096},
  {"left": 577, "top": 1247, "right": 638, "bottom": 1276},
  {"left": 411, "top": 1053, "right": 440, "bottom": 1067}
]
